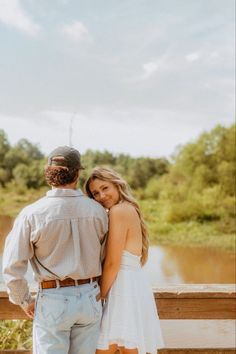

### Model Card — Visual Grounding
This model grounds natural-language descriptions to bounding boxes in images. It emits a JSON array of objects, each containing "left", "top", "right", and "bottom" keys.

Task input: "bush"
[{"left": 0, "top": 320, "right": 32, "bottom": 350}]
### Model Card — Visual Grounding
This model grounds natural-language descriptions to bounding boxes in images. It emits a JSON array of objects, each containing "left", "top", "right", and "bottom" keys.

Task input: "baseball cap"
[{"left": 47, "top": 146, "right": 84, "bottom": 169}]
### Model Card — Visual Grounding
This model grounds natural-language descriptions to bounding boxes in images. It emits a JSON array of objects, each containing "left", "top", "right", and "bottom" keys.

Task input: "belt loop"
[
  {"left": 75, "top": 279, "right": 78, "bottom": 286},
  {"left": 90, "top": 278, "right": 93, "bottom": 284},
  {"left": 39, "top": 282, "right": 42, "bottom": 291},
  {"left": 56, "top": 279, "right": 60, "bottom": 288}
]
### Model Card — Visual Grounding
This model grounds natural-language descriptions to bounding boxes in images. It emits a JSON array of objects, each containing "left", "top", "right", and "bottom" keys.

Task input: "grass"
[
  {"left": 139, "top": 199, "right": 235, "bottom": 253},
  {"left": 0, "top": 186, "right": 48, "bottom": 217}
]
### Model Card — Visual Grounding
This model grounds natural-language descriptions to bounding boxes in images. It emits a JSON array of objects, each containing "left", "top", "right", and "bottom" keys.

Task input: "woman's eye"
[
  {"left": 103, "top": 186, "right": 108, "bottom": 191},
  {"left": 93, "top": 192, "right": 98, "bottom": 197}
]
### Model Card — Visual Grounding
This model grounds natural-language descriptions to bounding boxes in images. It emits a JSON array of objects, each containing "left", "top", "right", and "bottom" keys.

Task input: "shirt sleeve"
[
  {"left": 95, "top": 206, "right": 109, "bottom": 262},
  {"left": 98, "top": 207, "right": 109, "bottom": 243},
  {"left": 2, "top": 213, "right": 34, "bottom": 307}
]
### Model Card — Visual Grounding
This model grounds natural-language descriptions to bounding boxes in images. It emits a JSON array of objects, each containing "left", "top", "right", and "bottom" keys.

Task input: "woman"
[{"left": 85, "top": 167, "right": 164, "bottom": 354}]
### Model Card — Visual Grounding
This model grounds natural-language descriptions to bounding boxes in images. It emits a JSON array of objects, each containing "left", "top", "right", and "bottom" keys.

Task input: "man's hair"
[{"left": 44, "top": 166, "right": 79, "bottom": 187}]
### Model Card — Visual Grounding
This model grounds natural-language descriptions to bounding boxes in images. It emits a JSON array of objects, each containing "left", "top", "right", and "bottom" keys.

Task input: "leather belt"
[{"left": 40, "top": 277, "right": 98, "bottom": 289}]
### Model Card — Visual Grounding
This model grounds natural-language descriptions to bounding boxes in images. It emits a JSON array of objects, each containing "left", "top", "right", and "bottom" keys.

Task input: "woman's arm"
[{"left": 100, "top": 204, "right": 129, "bottom": 299}]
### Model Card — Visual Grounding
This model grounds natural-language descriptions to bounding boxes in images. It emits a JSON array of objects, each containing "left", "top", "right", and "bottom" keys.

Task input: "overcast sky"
[{"left": 0, "top": 0, "right": 235, "bottom": 158}]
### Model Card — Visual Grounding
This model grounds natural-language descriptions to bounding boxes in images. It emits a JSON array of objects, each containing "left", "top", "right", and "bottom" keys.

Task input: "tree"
[
  {"left": 0, "top": 130, "right": 10, "bottom": 162},
  {"left": 13, "top": 160, "right": 46, "bottom": 189},
  {"left": 153, "top": 124, "right": 236, "bottom": 224}
]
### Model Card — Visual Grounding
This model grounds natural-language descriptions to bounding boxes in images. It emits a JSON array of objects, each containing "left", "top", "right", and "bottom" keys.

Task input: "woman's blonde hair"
[{"left": 85, "top": 167, "right": 149, "bottom": 265}]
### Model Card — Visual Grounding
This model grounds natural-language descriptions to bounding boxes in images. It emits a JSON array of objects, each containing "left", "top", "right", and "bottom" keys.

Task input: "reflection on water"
[
  {"left": 0, "top": 215, "right": 235, "bottom": 286},
  {"left": 145, "top": 246, "right": 236, "bottom": 286},
  {"left": 162, "top": 246, "right": 235, "bottom": 284}
]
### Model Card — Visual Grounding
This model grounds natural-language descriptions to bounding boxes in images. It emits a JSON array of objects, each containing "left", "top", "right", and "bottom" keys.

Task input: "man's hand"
[{"left": 22, "top": 299, "right": 36, "bottom": 319}]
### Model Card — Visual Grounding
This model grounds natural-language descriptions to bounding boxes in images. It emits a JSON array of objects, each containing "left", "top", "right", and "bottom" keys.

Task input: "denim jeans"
[{"left": 33, "top": 281, "right": 102, "bottom": 354}]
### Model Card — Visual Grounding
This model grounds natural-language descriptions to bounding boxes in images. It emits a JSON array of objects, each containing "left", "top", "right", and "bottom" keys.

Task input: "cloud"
[
  {"left": 0, "top": 0, "right": 41, "bottom": 36},
  {"left": 61, "top": 21, "right": 91, "bottom": 43},
  {"left": 186, "top": 52, "right": 201, "bottom": 62},
  {"left": 142, "top": 61, "right": 159, "bottom": 79},
  {"left": 130, "top": 55, "right": 170, "bottom": 82}
]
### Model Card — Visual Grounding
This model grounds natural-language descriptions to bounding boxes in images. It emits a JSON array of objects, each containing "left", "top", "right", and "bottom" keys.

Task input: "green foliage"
[
  {"left": 0, "top": 134, "right": 46, "bottom": 189},
  {"left": 139, "top": 199, "right": 235, "bottom": 252},
  {"left": 143, "top": 178, "right": 161, "bottom": 199},
  {"left": 13, "top": 160, "right": 46, "bottom": 189},
  {"left": 0, "top": 186, "right": 48, "bottom": 216},
  {"left": 0, "top": 131, "right": 170, "bottom": 190},
  {"left": 126, "top": 157, "right": 169, "bottom": 189},
  {"left": 0, "top": 320, "right": 32, "bottom": 350},
  {"left": 79, "top": 149, "right": 169, "bottom": 189},
  {"left": 0, "top": 124, "right": 235, "bottom": 234},
  {"left": 0, "top": 130, "right": 10, "bottom": 161},
  {"left": 143, "top": 124, "right": 235, "bottom": 230},
  {"left": 0, "top": 130, "right": 11, "bottom": 185}
]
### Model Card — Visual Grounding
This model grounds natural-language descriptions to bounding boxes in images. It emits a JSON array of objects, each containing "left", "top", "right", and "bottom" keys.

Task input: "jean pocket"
[
  {"left": 36, "top": 292, "right": 68, "bottom": 326},
  {"left": 88, "top": 290, "right": 102, "bottom": 320}
]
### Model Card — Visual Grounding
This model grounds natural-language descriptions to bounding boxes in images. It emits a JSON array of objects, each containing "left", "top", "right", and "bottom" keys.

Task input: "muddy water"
[{"left": 0, "top": 215, "right": 235, "bottom": 285}]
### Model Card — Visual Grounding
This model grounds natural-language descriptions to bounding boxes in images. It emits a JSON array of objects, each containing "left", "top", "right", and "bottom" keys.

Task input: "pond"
[{"left": 0, "top": 215, "right": 235, "bottom": 285}]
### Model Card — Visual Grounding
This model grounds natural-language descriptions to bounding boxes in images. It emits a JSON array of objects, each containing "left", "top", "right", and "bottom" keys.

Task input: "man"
[{"left": 3, "top": 146, "right": 108, "bottom": 354}]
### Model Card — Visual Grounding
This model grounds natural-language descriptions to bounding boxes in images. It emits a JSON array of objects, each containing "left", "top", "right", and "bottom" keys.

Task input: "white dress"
[{"left": 97, "top": 250, "right": 164, "bottom": 353}]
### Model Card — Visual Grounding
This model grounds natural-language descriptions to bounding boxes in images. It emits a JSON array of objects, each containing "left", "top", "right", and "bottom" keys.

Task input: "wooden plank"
[
  {"left": 1, "top": 296, "right": 235, "bottom": 320},
  {"left": 156, "top": 298, "right": 236, "bottom": 319},
  {"left": 1, "top": 284, "right": 235, "bottom": 298},
  {"left": 1, "top": 284, "right": 235, "bottom": 320},
  {"left": 3, "top": 350, "right": 234, "bottom": 353},
  {"left": 154, "top": 285, "right": 236, "bottom": 319},
  {"left": 0, "top": 299, "right": 29, "bottom": 320},
  {"left": 153, "top": 284, "right": 236, "bottom": 298},
  {"left": 0, "top": 352, "right": 32, "bottom": 354},
  {"left": 160, "top": 350, "right": 236, "bottom": 353},
  {"left": 0, "top": 352, "right": 31, "bottom": 354}
]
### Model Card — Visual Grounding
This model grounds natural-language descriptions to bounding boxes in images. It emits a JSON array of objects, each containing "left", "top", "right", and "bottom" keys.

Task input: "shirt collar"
[{"left": 46, "top": 188, "right": 84, "bottom": 198}]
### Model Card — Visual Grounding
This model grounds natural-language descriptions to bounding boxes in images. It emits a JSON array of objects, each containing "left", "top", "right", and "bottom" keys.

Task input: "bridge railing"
[{"left": 0, "top": 284, "right": 235, "bottom": 353}]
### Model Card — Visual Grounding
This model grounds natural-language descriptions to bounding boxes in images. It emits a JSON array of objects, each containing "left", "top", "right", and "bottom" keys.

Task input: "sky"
[{"left": 0, "top": 0, "right": 235, "bottom": 158}]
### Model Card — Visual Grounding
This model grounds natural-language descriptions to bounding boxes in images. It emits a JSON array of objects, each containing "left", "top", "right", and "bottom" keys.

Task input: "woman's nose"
[{"left": 99, "top": 192, "right": 106, "bottom": 200}]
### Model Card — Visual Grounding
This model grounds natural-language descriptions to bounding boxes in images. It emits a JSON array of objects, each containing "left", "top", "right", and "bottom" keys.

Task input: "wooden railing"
[{"left": 0, "top": 284, "right": 235, "bottom": 353}]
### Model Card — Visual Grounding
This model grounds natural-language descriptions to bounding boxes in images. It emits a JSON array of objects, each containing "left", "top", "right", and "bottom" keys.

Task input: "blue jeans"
[{"left": 33, "top": 281, "right": 102, "bottom": 354}]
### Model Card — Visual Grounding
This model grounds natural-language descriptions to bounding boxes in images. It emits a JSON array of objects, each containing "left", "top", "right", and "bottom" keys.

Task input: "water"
[
  {"left": 0, "top": 215, "right": 235, "bottom": 285},
  {"left": 145, "top": 245, "right": 235, "bottom": 286}
]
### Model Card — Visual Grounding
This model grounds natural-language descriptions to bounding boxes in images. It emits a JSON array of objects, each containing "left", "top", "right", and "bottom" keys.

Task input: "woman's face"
[{"left": 89, "top": 179, "right": 120, "bottom": 209}]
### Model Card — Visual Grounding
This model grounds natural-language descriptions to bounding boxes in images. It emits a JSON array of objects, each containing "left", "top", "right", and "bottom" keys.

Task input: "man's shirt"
[{"left": 3, "top": 188, "right": 108, "bottom": 306}]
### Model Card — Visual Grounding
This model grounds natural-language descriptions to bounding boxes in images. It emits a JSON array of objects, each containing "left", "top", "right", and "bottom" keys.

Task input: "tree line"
[
  {"left": 145, "top": 124, "right": 235, "bottom": 228},
  {"left": 0, "top": 129, "right": 169, "bottom": 190},
  {"left": 0, "top": 124, "right": 235, "bottom": 226}
]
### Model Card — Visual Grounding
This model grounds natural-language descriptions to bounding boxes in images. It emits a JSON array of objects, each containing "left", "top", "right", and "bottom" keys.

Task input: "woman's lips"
[{"left": 102, "top": 199, "right": 111, "bottom": 207}]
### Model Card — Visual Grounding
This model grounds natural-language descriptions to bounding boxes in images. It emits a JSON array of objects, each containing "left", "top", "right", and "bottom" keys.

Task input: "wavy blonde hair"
[{"left": 85, "top": 167, "right": 149, "bottom": 265}]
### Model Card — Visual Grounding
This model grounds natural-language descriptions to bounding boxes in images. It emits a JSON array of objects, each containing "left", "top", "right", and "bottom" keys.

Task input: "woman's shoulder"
[{"left": 109, "top": 201, "right": 136, "bottom": 218}]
